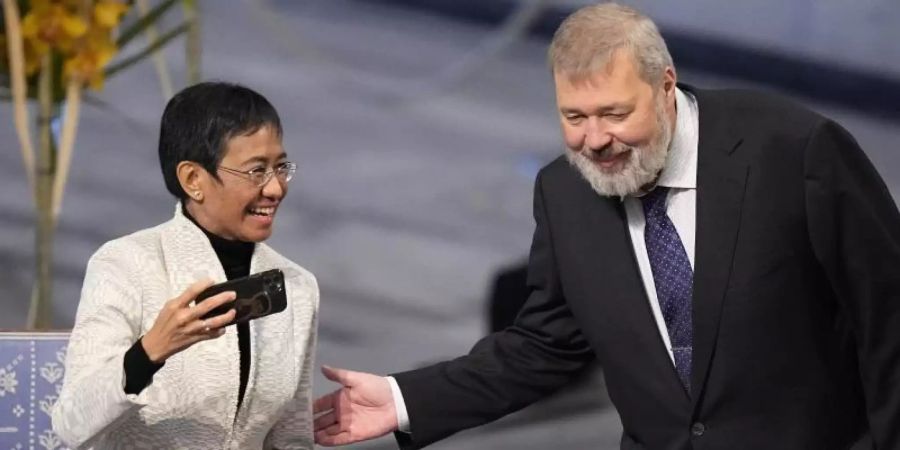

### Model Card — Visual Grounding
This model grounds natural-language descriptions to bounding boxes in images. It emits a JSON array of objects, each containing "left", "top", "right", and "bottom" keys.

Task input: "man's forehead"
[
  {"left": 555, "top": 72, "right": 611, "bottom": 91},
  {"left": 553, "top": 72, "right": 639, "bottom": 98},
  {"left": 554, "top": 49, "right": 638, "bottom": 82}
]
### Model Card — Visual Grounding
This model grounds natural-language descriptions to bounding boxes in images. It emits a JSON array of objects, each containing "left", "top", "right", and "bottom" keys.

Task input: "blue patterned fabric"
[
  {"left": 0, "top": 332, "right": 70, "bottom": 450},
  {"left": 642, "top": 187, "right": 694, "bottom": 393}
]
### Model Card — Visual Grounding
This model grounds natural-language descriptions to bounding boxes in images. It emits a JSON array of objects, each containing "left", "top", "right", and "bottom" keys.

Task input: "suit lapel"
[
  {"left": 160, "top": 203, "right": 229, "bottom": 298},
  {"left": 687, "top": 87, "right": 748, "bottom": 410},
  {"left": 158, "top": 203, "right": 240, "bottom": 419},
  {"left": 249, "top": 243, "right": 283, "bottom": 275},
  {"left": 574, "top": 180, "right": 692, "bottom": 405}
]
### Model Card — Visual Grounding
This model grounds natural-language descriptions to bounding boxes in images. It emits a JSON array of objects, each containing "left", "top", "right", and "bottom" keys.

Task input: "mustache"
[{"left": 582, "top": 142, "right": 634, "bottom": 160}]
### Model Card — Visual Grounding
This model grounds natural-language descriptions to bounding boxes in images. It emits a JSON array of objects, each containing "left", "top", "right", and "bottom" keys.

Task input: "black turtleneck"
[{"left": 123, "top": 207, "right": 254, "bottom": 411}]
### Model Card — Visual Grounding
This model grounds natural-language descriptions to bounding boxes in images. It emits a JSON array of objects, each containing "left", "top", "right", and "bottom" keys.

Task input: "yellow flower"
[
  {"left": 21, "top": 2, "right": 88, "bottom": 52},
  {"left": 64, "top": 29, "right": 117, "bottom": 90},
  {"left": 4, "top": 36, "right": 50, "bottom": 76},
  {"left": 93, "top": 1, "right": 130, "bottom": 29},
  {"left": 12, "top": 0, "right": 130, "bottom": 90}
]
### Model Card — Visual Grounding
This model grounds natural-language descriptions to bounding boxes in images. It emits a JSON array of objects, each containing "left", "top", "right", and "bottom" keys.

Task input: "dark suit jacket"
[
  {"left": 487, "top": 261, "right": 530, "bottom": 332},
  {"left": 393, "top": 86, "right": 900, "bottom": 450}
]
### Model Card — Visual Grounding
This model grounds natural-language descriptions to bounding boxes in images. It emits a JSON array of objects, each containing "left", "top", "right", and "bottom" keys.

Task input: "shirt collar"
[
  {"left": 656, "top": 87, "right": 699, "bottom": 190},
  {"left": 620, "top": 87, "right": 700, "bottom": 202}
]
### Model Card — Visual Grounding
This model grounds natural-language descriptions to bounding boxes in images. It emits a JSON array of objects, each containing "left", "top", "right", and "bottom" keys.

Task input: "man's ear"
[
  {"left": 177, "top": 161, "right": 205, "bottom": 202},
  {"left": 663, "top": 66, "right": 677, "bottom": 99}
]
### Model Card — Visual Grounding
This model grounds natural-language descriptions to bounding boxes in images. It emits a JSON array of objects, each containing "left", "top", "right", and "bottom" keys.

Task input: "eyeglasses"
[{"left": 218, "top": 162, "right": 297, "bottom": 187}]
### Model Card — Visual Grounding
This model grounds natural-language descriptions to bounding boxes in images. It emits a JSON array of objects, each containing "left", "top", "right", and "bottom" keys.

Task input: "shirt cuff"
[
  {"left": 123, "top": 337, "right": 165, "bottom": 395},
  {"left": 385, "top": 376, "right": 410, "bottom": 433}
]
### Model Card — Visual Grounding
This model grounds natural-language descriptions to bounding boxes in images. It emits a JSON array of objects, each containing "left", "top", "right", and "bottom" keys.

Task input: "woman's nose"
[{"left": 261, "top": 175, "right": 285, "bottom": 198}]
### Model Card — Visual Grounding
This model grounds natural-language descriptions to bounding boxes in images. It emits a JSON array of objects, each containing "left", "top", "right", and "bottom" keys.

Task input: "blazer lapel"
[
  {"left": 160, "top": 203, "right": 229, "bottom": 299},
  {"left": 249, "top": 243, "right": 282, "bottom": 275},
  {"left": 686, "top": 87, "right": 749, "bottom": 410},
  {"left": 573, "top": 179, "right": 692, "bottom": 405}
]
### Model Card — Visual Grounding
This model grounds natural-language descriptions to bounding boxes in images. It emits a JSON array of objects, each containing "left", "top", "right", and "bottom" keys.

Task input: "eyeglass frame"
[{"left": 217, "top": 161, "right": 297, "bottom": 187}]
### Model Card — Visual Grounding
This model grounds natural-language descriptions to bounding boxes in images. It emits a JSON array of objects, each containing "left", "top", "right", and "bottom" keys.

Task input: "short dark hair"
[{"left": 158, "top": 81, "right": 283, "bottom": 199}]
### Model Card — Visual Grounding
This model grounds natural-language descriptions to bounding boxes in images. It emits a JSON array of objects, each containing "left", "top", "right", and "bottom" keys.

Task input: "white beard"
[{"left": 566, "top": 98, "right": 672, "bottom": 197}]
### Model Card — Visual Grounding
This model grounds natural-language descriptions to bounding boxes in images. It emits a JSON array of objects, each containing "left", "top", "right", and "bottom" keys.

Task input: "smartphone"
[{"left": 195, "top": 268, "right": 287, "bottom": 326}]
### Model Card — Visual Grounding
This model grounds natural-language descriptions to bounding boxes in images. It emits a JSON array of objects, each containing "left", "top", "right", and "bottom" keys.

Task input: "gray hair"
[{"left": 548, "top": 3, "right": 674, "bottom": 86}]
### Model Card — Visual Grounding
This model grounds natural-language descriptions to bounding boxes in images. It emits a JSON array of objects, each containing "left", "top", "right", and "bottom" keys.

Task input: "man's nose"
[{"left": 584, "top": 116, "right": 612, "bottom": 150}]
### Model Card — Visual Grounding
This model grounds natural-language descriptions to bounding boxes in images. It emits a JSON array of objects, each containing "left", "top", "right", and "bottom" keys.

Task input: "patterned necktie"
[{"left": 641, "top": 187, "right": 693, "bottom": 393}]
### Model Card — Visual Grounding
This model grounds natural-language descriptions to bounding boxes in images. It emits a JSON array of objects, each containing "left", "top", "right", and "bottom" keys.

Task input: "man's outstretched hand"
[{"left": 313, "top": 365, "right": 399, "bottom": 446}]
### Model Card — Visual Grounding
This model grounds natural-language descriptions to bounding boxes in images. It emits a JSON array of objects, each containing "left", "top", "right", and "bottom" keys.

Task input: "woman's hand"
[{"left": 141, "top": 279, "right": 237, "bottom": 363}]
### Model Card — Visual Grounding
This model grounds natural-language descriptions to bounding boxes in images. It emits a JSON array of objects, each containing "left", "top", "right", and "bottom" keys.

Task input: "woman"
[{"left": 52, "top": 82, "right": 318, "bottom": 449}]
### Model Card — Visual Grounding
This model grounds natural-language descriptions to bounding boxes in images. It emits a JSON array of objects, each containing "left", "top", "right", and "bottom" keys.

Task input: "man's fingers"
[
  {"left": 313, "top": 411, "right": 337, "bottom": 432},
  {"left": 315, "top": 430, "right": 353, "bottom": 447},
  {"left": 322, "top": 422, "right": 345, "bottom": 437},
  {"left": 176, "top": 278, "right": 216, "bottom": 307},
  {"left": 321, "top": 365, "right": 354, "bottom": 386},
  {"left": 313, "top": 391, "right": 336, "bottom": 414}
]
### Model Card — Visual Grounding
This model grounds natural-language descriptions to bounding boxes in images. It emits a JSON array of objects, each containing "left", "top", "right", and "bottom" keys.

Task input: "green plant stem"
[
  {"left": 183, "top": 0, "right": 201, "bottom": 83},
  {"left": 27, "top": 54, "right": 57, "bottom": 330}
]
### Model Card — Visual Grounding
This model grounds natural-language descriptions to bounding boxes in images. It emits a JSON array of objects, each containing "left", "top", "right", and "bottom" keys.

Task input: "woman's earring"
[{"left": 193, "top": 191, "right": 203, "bottom": 201}]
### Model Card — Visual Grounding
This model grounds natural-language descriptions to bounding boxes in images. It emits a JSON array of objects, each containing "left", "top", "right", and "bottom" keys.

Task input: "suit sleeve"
[
  {"left": 804, "top": 119, "right": 900, "bottom": 448},
  {"left": 391, "top": 169, "right": 595, "bottom": 449},
  {"left": 51, "top": 242, "right": 153, "bottom": 448}
]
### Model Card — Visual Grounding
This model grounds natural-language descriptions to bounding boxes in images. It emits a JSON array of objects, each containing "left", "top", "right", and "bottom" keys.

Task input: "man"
[{"left": 313, "top": 3, "right": 900, "bottom": 449}]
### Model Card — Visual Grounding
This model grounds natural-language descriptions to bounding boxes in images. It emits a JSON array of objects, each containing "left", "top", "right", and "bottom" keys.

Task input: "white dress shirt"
[
  {"left": 623, "top": 88, "right": 699, "bottom": 365},
  {"left": 389, "top": 88, "right": 700, "bottom": 432}
]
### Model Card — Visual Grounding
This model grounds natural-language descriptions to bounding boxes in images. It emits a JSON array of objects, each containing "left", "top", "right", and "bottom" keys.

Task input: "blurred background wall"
[{"left": 1, "top": 1, "right": 897, "bottom": 448}]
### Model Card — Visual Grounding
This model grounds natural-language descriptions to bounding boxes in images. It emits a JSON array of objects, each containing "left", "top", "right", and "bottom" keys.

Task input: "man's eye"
[{"left": 248, "top": 167, "right": 267, "bottom": 175}]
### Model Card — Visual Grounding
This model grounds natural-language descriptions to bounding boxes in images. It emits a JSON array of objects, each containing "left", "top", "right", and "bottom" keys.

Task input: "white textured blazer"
[{"left": 52, "top": 205, "right": 318, "bottom": 449}]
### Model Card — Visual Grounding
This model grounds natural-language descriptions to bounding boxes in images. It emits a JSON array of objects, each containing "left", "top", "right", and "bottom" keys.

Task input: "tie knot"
[{"left": 641, "top": 186, "right": 670, "bottom": 217}]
